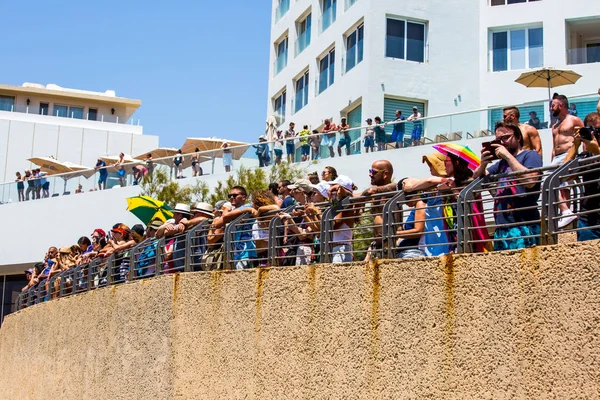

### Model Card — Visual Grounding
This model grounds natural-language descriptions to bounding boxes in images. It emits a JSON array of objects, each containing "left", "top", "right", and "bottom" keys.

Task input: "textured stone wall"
[{"left": 1, "top": 242, "right": 598, "bottom": 399}]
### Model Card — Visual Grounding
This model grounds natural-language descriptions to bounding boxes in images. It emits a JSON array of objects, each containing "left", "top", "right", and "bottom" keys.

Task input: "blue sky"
[{"left": 0, "top": 1, "right": 272, "bottom": 148}]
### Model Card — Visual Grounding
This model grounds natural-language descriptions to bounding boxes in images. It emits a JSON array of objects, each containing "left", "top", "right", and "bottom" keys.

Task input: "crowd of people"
[
  {"left": 17, "top": 91, "right": 600, "bottom": 302},
  {"left": 262, "top": 106, "right": 425, "bottom": 167}
]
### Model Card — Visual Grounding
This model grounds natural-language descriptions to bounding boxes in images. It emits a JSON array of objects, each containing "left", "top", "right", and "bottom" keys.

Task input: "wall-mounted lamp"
[
  {"left": 26, "top": 99, "right": 31, "bottom": 106},
  {"left": 111, "top": 108, "right": 115, "bottom": 115}
]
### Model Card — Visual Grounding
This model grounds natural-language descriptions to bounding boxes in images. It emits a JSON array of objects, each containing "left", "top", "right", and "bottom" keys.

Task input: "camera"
[{"left": 579, "top": 126, "right": 597, "bottom": 141}]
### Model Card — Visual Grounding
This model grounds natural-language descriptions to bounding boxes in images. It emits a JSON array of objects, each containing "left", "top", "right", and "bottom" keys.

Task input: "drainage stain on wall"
[{"left": 255, "top": 268, "right": 270, "bottom": 334}]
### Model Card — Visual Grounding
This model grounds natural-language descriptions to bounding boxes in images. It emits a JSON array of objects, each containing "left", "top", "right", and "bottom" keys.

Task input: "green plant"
[{"left": 140, "top": 167, "right": 209, "bottom": 206}]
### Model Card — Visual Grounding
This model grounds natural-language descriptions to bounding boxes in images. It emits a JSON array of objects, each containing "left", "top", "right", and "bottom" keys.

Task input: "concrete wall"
[{"left": 1, "top": 241, "right": 598, "bottom": 399}]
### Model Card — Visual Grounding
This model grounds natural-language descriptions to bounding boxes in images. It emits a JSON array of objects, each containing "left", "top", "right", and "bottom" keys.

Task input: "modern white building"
[
  {"left": 267, "top": 0, "right": 600, "bottom": 144},
  {"left": 0, "top": 83, "right": 159, "bottom": 199}
]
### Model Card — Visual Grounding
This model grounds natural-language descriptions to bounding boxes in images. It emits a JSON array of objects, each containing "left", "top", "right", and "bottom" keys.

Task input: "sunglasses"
[
  {"left": 369, "top": 168, "right": 384, "bottom": 175},
  {"left": 228, "top": 193, "right": 242, "bottom": 198},
  {"left": 497, "top": 134, "right": 513, "bottom": 142}
]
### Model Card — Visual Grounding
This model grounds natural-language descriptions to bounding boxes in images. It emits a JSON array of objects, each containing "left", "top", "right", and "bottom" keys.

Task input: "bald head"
[{"left": 370, "top": 160, "right": 393, "bottom": 186}]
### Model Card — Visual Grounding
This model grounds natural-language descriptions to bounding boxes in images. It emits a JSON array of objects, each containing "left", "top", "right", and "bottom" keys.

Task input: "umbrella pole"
[
  {"left": 211, "top": 156, "right": 215, "bottom": 174},
  {"left": 63, "top": 178, "right": 67, "bottom": 194}
]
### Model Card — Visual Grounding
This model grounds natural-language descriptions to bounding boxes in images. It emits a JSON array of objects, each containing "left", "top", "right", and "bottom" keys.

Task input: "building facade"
[
  {"left": 0, "top": 83, "right": 159, "bottom": 198},
  {"left": 267, "top": 0, "right": 600, "bottom": 142}
]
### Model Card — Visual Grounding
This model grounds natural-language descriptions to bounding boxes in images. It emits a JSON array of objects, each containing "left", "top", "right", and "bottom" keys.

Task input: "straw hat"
[{"left": 422, "top": 152, "right": 448, "bottom": 177}]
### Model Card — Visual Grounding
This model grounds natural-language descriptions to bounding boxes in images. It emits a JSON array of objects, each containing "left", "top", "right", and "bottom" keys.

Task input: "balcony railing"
[
  {"left": 295, "top": 30, "right": 311, "bottom": 57},
  {"left": 274, "top": 52, "right": 288, "bottom": 75},
  {"left": 567, "top": 47, "right": 600, "bottom": 65},
  {"left": 0, "top": 104, "right": 139, "bottom": 125},
  {"left": 17, "top": 153, "right": 600, "bottom": 312},
  {"left": 275, "top": 0, "right": 290, "bottom": 22},
  {"left": 318, "top": 6, "right": 336, "bottom": 34}
]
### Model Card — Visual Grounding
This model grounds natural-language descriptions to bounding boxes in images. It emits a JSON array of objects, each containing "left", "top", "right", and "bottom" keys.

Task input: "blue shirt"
[
  {"left": 487, "top": 150, "right": 543, "bottom": 225},
  {"left": 233, "top": 204, "right": 256, "bottom": 260},
  {"left": 281, "top": 196, "right": 296, "bottom": 208},
  {"left": 392, "top": 116, "right": 406, "bottom": 134},
  {"left": 96, "top": 160, "right": 107, "bottom": 178}
]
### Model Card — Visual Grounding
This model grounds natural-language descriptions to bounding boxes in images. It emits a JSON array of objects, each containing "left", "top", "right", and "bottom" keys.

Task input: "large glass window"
[
  {"left": 53, "top": 105, "right": 68, "bottom": 117},
  {"left": 386, "top": 19, "right": 426, "bottom": 62},
  {"left": 294, "top": 71, "right": 309, "bottom": 113},
  {"left": 319, "top": 49, "right": 335, "bottom": 94},
  {"left": 275, "top": 0, "right": 290, "bottom": 22},
  {"left": 275, "top": 38, "right": 288, "bottom": 75},
  {"left": 39, "top": 102, "right": 49, "bottom": 116},
  {"left": 346, "top": 24, "right": 364, "bottom": 72},
  {"left": 274, "top": 91, "right": 286, "bottom": 125},
  {"left": 319, "top": 0, "right": 337, "bottom": 33},
  {"left": 69, "top": 106, "right": 84, "bottom": 119},
  {"left": 491, "top": 27, "right": 543, "bottom": 71},
  {"left": 0, "top": 95, "right": 15, "bottom": 112},
  {"left": 295, "top": 14, "right": 311, "bottom": 56}
]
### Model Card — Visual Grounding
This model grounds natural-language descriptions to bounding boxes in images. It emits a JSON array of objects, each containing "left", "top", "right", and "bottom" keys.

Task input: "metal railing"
[{"left": 16, "top": 156, "right": 600, "bottom": 311}]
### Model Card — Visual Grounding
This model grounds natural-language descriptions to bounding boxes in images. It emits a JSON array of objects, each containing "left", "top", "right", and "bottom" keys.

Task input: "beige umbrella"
[
  {"left": 265, "top": 115, "right": 278, "bottom": 143},
  {"left": 100, "top": 154, "right": 141, "bottom": 173},
  {"left": 515, "top": 67, "right": 582, "bottom": 101},
  {"left": 135, "top": 147, "right": 210, "bottom": 169},
  {"left": 28, "top": 156, "right": 73, "bottom": 174},
  {"left": 181, "top": 137, "right": 250, "bottom": 173}
]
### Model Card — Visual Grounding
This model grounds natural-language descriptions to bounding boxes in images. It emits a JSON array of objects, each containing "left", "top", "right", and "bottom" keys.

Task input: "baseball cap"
[
  {"left": 311, "top": 181, "right": 330, "bottom": 199},
  {"left": 328, "top": 175, "right": 354, "bottom": 191},
  {"left": 288, "top": 179, "right": 314, "bottom": 193}
]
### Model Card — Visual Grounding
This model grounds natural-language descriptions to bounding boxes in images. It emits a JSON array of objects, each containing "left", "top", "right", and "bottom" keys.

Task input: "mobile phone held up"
[
  {"left": 481, "top": 139, "right": 503, "bottom": 161},
  {"left": 579, "top": 126, "right": 596, "bottom": 141}
]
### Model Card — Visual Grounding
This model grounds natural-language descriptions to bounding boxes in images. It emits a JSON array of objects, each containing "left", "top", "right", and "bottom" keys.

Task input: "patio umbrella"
[
  {"left": 126, "top": 195, "right": 173, "bottom": 225},
  {"left": 29, "top": 157, "right": 95, "bottom": 193},
  {"left": 432, "top": 143, "right": 480, "bottom": 171},
  {"left": 100, "top": 154, "right": 141, "bottom": 173},
  {"left": 515, "top": 67, "right": 582, "bottom": 101},
  {"left": 28, "top": 156, "right": 72, "bottom": 174},
  {"left": 265, "top": 115, "right": 278, "bottom": 143},
  {"left": 181, "top": 137, "right": 250, "bottom": 173}
]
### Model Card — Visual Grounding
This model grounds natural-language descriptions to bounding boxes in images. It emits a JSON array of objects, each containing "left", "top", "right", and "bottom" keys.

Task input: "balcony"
[
  {"left": 274, "top": 52, "right": 288, "bottom": 75},
  {"left": 566, "top": 19, "right": 600, "bottom": 65},
  {"left": 275, "top": 0, "right": 290, "bottom": 23},
  {"left": 318, "top": 6, "right": 336, "bottom": 34},
  {"left": 0, "top": 103, "right": 137, "bottom": 125},
  {"left": 294, "top": 30, "right": 311, "bottom": 57}
]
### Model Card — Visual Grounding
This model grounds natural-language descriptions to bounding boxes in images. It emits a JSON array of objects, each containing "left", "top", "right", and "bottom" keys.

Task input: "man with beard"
[
  {"left": 550, "top": 94, "right": 584, "bottom": 228},
  {"left": 475, "top": 122, "right": 543, "bottom": 251},
  {"left": 503, "top": 106, "right": 542, "bottom": 157}
]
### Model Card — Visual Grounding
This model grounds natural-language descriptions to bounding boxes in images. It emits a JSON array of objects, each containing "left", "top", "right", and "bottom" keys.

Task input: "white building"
[
  {"left": 267, "top": 0, "right": 600, "bottom": 143},
  {"left": 0, "top": 83, "right": 159, "bottom": 199}
]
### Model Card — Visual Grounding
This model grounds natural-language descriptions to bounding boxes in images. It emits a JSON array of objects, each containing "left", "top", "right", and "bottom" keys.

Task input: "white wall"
[
  {"left": 267, "top": 0, "right": 482, "bottom": 132},
  {"left": 479, "top": 0, "right": 600, "bottom": 111},
  {"left": 0, "top": 112, "right": 159, "bottom": 196}
]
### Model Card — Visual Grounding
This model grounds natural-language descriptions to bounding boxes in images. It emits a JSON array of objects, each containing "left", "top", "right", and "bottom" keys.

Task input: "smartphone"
[
  {"left": 482, "top": 139, "right": 502, "bottom": 160},
  {"left": 579, "top": 126, "right": 595, "bottom": 141}
]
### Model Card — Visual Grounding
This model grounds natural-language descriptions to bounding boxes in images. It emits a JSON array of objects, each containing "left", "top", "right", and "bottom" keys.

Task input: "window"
[
  {"left": 386, "top": 18, "right": 426, "bottom": 62},
  {"left": 0, "top": 95, "right": 14, "bottom": 112},
  {"left": 69, "top": 106, "right": 84, "bottom": 119},
  {"left": 319, "top": 49, "right": 335, "bottom": 94},
  {"left": 294, "top": 71, "right": 309, "bottom": 113},
  {"left": 39, "top": 102, "right": 49, "bottom": 116},
  {"left": 274, "top": 91, "right": 286, "bottom": 125},
  {"left": 344, "top": 0, "right": 358, "bottom": 10},
  {"left": 345, "top": 24, "right": 364, "bottom": 72},
  {"left": 53, "top": 105, "right": 68, "bottom": 117},
  {"left": 88, "top": 108, "right": 98, "bottom": 121},
  {"left": 275, "top": 38, "right": 288, "bottom": 75},
  {"left": 319, "top": 0, "right": 337, "bottom": 33},
  {"left": 275, "top": 0, "right": 290, "bottom": 22},
  {"left": 490, "top": 27, "right": 543, "bottom": 71},
  {"left": 295, "top": 14, "right": 311, "bottom": 56},
  {"left": 566, "top": 19, "right": 600, "bottom": 65},
  {"left": 491, "top": 0, "right": 541, "bottom": 5}
]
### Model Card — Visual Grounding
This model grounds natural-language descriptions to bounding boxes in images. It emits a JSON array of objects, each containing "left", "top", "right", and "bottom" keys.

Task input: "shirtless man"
[
  {"left": 321, "top": 119, "right": 338, "bottom": 158},
  {"left": 503, "top": 106, "right": 542, "bottom": 158},
  {"left": 551, "top": 94, "right": 584, "bottom": 227}
]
